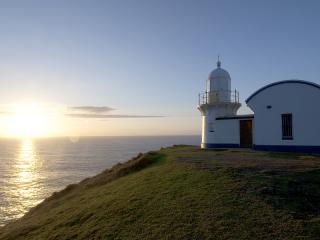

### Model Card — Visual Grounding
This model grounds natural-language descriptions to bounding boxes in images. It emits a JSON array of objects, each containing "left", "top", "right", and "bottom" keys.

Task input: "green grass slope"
[{"left": 1, "top": 146, "right": 320, "bottom": 240}]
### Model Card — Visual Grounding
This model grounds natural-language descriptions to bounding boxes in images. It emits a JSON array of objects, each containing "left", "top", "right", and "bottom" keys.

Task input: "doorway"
[{"left": 240, "top": 120, "right": 253, "bottom": 148}]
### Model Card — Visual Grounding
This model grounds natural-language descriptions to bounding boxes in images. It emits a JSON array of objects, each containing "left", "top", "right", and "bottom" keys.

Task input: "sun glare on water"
[{"left": 9, "top": 103, "right": 51, "bottom": 138}]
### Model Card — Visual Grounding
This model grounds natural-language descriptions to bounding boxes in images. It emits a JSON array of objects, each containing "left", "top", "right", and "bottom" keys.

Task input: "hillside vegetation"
[{"left": 1, "top": 146, "right": 320, "bottom": 240}]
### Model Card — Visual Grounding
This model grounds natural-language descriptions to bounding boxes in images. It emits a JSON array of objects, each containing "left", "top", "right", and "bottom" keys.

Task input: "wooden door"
[{"left": 240, "top": 120, "right": 253, "bottom": 148}]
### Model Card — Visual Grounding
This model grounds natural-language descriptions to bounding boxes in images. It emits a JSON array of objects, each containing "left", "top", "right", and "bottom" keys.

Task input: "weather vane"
[{"left": 217, "top": 54, "right": 221, "bottom": 68}]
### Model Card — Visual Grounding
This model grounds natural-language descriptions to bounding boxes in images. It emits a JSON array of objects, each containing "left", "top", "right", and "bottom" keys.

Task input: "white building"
[{"left": 198, "top": 60, "right": 320, "bottom": 153}]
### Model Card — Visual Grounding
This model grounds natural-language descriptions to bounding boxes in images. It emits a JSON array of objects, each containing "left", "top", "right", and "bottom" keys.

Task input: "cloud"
[
  {"left": 0, "top": 104, "right": 164, "bottom": 119},
  {"left": 65, "top": 113, "right": 164, "bottom": 119},
  {"left": 65, "top": 105, "right": 163, "bottom": 118},
  {"left": 67, "top": 106, "right": 114, "bottom": 113}
]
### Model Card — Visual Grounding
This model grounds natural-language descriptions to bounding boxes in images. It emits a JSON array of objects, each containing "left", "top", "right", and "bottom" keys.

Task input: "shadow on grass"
[
  {"left": 267, "top": 151, "right": 319, "bottom": 160},
  {"left": 203, "top": 148, "right": 229, "bottom": 152},
  {"left": 250, "top": 169, "right": 320, "bottom": 219}
]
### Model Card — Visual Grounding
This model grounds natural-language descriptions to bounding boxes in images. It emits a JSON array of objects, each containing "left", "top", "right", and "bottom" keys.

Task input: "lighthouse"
[{"left": 198, "top": 59, "right": 241, "bottom": 148}]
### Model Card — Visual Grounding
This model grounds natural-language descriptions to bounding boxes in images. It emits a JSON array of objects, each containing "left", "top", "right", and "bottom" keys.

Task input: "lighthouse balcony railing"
[{"left": 198, "top": 90, "right": 240, "bottom": 105}]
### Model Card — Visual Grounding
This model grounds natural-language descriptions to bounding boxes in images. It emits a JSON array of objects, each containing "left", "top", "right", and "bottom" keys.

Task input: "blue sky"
[{"left": 0, "top": 0, "right": 319, "bottom": 136}]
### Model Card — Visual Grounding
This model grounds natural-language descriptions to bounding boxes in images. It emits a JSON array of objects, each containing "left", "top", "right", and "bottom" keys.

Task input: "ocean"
[{"left": 0, "top": 136, "right": 199, "bottom": 226}]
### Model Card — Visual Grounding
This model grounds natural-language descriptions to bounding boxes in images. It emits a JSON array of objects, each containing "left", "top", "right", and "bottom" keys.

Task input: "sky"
[{"left": 0, "top": 0, "right": 319, "bottom": 137}]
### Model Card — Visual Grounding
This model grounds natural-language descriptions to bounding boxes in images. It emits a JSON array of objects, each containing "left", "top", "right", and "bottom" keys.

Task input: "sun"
[{"left": 9, "top": 103, "right": 50, "bottom": 138}]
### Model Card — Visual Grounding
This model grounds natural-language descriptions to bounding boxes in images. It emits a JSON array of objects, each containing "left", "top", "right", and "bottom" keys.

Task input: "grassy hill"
[{"left": 1, "top": 146, "right": 320, "bottom": 240}]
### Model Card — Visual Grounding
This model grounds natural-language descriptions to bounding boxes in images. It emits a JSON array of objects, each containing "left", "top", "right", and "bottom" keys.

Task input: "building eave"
[{"left": 216, "top": 114, "right": 254, "bottom": 120}]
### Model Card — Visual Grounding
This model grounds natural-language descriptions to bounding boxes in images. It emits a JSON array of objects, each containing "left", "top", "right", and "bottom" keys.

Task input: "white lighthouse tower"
[{"left": 198, "top": 58, "right": 241, "bottom": 148}]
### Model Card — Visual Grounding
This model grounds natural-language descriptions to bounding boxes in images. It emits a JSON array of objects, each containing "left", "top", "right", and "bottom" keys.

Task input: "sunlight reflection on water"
[
  {"left": 7, "top": 139, "right": 44, "bottom": 222},
  {"left": 0, "top": 136, "right": 200, "bottom": 226}
]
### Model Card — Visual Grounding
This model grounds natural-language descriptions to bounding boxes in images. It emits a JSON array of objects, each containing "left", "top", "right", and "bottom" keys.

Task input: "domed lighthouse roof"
[
  {"left": 207, "top": 57, "right": 232, "bottom": 95},
  {"left": 208, "top": 59, "right": 231, "bottom": 80}
]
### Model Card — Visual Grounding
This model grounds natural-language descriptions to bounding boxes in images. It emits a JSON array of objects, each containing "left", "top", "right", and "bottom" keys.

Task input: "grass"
[
  {"left": 0, "top": 146, "right": 320, "bottom": 239},
  {"left": 252, "top": 169, "right": 320, "bottom": 218}
]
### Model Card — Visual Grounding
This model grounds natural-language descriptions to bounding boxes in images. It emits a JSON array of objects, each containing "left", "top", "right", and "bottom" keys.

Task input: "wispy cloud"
[
  {"left": 67, "top": 106, "right": 114, "bottom": 113},
  {"left": 65, "top": 113, "right": 164, "bottom": 118},
  {"left": 0, "top": 105, "right": 164, "bottom": 119},
  {"left": 65, "top": 105, "right": 164, "bottom": 119}
]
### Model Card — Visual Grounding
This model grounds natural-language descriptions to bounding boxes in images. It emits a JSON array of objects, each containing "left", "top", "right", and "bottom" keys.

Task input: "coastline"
[{"left": 1, "top": 146, "right": 320, "bottom": 239}]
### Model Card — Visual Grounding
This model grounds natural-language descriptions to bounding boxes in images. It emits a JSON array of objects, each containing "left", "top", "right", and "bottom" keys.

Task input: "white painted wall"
[
  {"left": 247, "top": 81, "right": 320, "bottom": 146},
  {"left": 215, "top": 119, "right": 240, "bottom": 144},
  {"left": 200, "top": 103, "right": 241, "bottom": 145}
]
